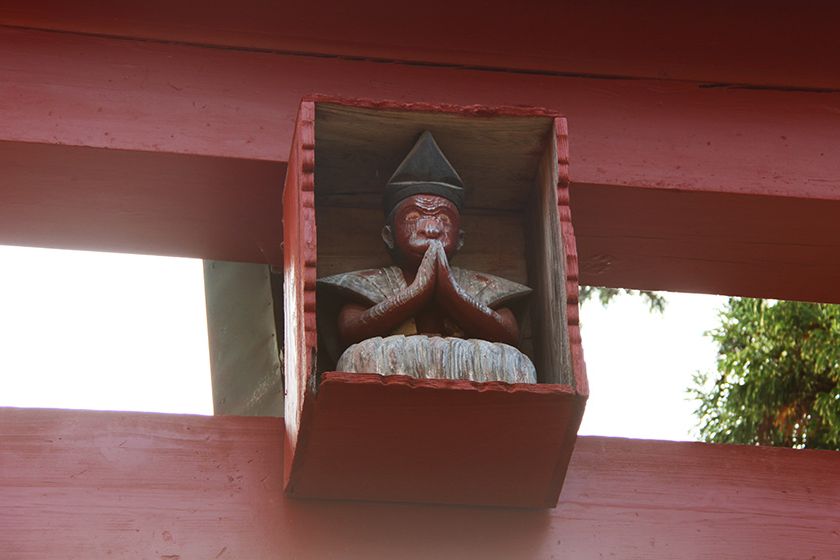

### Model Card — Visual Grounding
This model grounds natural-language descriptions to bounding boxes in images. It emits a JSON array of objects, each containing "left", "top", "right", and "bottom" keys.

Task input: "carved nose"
[{"left": 420, "top": 218, "right": 443, "bottom": 238}]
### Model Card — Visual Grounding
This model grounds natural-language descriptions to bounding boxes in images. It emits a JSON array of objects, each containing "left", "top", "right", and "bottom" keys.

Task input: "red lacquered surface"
[
  {"left": 3, "top": 29, "right": 840, "bottom": 306},
  {"left": 3, "top": 407, "right": 839, "bottom": 559},
  {"left": 3, "top": 1, "right": 840, "bottom": 90},
  {"left": 288, "top": 372, "right": 584, "bottom": 508}
]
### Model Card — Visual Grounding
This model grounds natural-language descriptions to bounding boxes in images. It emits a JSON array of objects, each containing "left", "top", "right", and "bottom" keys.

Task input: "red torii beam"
[
  {"left": 2, "top": 3, "right": 840, "bottom": 558},
  {"left": 4, "top": 408, "right": 839, "bottom": 559},
  {"left": 2, "top": 25, "right": 840, "bottom": 302}
]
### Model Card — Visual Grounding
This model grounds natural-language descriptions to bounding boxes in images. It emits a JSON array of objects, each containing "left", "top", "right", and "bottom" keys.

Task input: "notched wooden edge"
[
  {"left": 305, "top": 93, "right": 566, "bottom": 120},
  {"left": 319, "top": 371, "right": 579, "bottom": 397},
  {"left": 553, "top": 116, "right": 589, "bottom": 398}
]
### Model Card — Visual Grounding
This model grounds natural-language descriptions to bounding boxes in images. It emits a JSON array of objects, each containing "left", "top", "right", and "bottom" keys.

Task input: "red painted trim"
[
  {"left": 306, "top": 94, "right": 564, "bottom": 119},
  {"left": 3, "top": 27, "right": 840, "bottom": 203},
  {"left": 554, "top": 116, "right": 588, "bottom": 396},
  {"left": 3, "top": 407, "right": 839, "bottom": 558},
  {"left": 288, "top": 372, "right": 583, "bottom": 507},
  {"left": 2, "top": 1, "right": 840, "bottom": 90},
  {"left": 282, "top": 100, "right": 317, "bottom": 488},
  {"left": 319, "top": 371, "right": 577, "bottom": 396}
]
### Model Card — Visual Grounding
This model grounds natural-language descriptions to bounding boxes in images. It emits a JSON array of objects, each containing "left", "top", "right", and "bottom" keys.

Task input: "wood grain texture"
[
  {"left": 2, "top": 28, "right": 840, "bottom": 304},
  {"left": 572, "top": 184, "right": 840, "bottom": 303},
  {"left": 290, "top": 372, "right": 580, "bottom": 507},
  {"left": 316, "top": 206, "right": 528, "bottom": 284},
  {"left": 528, "top": 121, "right": 574, "bottom": 387},
  {"left": 203, "top": 261, "right": 283, "bottom": 416},
  {"left": 313, "top": 101, "right": 553, "bottom": 212},
  {"left": 335, "top": 336, "right": 538, "bottom": 384},
  {"left": 3, "top": 407, "right": 839, "bottom": 559},
  {"left": 282, "top": 101, "right": 317, "bottom": 488},
  {"left": 0, "top": 140, "right": 284, "bottom": 262},
  {"left": 3, "top": 26, "right": 840, "bottom": 202},
  {"left": 2, "top": 1, "right": 840, "bottom": 90},
  {"left": 555, "top": 118, "right": 588, "bottom": 395}
]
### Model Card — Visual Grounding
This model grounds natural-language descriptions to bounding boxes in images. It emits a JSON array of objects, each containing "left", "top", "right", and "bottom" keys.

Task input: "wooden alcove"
[{"left": 283, "top": 97, "right": 588, "bottom": 508}]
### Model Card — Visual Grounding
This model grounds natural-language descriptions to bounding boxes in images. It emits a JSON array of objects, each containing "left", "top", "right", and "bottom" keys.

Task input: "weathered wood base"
[{"left": 3, "top": 407, "right": 838, "bottom": 559}]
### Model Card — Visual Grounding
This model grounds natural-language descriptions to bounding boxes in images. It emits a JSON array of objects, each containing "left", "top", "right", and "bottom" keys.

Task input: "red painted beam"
[
  {"left": 2, "top": 1, "right": 840, "bottom": 90},
  {"left": 3, "top": 27, "right": 840, "bottom": 202},
  {"left": 0, "top": 141, "right": 284, "bottom": 263},
  {"left": 2, "top": 407, "right": 838, "bottom": 559},
  {"left": 3, "top": 28, "right": 840, "bottom": 302},
  {"left": 5, "top": 141, "right": 838, "bottom": 303},
  {"left": 573, "top": 185, "right": 840, "bottom": 304}
]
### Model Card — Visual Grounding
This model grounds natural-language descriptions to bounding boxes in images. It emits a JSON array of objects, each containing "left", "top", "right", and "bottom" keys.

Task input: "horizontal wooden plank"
[
  {"left": 4, "top": 140, "right": 840, "bottom": 304},
  {"left": 3, "top": 28, "right": 840, "bottom": 302},
  {"left": 2, "top": 1, "right": 840, "bottom": 90},
  {"left": 0, "top": 141, "right": 284, "bottom": 263},
  {"left": 290, "top": 372, "right": 583, "bottom": 507},
  {"left": 2, "top": 407, "right": 838, "bottom": 559},
  {"left": 2, "top": 26, "right": 840, "bottom": 201},
  {"left": 573, "top": 184, "right": 840, "bottom": 303}
]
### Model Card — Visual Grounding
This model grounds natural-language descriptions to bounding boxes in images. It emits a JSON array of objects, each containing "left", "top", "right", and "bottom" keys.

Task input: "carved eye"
[
  {"left": 439, "top": 214, "right": 451, "bottom": 225},
  {"left": 405, "top": 211, "right": 420, "bottom": 221}
]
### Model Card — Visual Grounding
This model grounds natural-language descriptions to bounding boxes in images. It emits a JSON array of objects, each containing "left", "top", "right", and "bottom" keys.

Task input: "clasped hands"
[
  {"left": 338, "top": 240, "right": 518, "bottom": 346},
  {"left": 407, "top": 239, "right": 465, "bottom": 309}
]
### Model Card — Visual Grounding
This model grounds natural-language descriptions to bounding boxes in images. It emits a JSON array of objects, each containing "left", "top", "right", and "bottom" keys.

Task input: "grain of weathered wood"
[
  {"left": 204, "top": 260, "right": 283, "bottom": 416},
  {"left": 3, "top": 28, "right": 840, "bottom": 304},
  {"left": 527, "top": 125, "right": 573, "bottom": 386},
  {"left": 3, "top": 26, "right": 840, "bottom": 202},
  {"left": 282, "top": 100, "right": 317, "bottom": 489},
  {"left": 2, "top": 407, "right": 838, "bottom": 559},
  {"left": 572, "top": 184, "right": 840, "bottom": 303},
  {"left": 316, "top": 206, "right": 528, "bottom": 284},
  {"left": 314, "top": 103, "right": 553, "bottom": 212},
  {"left": 290, "top": 373, "right": 579, "bottom": 507},
  {"left": 2, "top": 0, "right": 840, "bottom": 90},
  {"left": 0, "top": 140, "right": 283, "bottom": 262}
]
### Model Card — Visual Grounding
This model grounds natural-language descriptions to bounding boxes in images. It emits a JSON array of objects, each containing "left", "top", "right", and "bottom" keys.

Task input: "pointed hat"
[{"left": 383, "top": 131, "right": 465, "bottom": 215}]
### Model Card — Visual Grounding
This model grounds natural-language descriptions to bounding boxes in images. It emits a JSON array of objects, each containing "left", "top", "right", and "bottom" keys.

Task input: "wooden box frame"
[{"left": 283, "top": 96, "right": 587, "bottom": 507}]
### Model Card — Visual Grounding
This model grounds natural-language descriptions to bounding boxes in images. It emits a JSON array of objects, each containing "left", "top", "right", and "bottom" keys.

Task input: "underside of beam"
[
  {"left": 3, "top": 139, "right": 839, "bottom": 304},
  {"left": 2, "top": 407, "right": 838, "bottom": 559}
]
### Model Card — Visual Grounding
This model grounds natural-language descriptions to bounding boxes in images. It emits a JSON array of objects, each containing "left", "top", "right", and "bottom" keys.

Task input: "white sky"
[
  {"left": 577, "top": 291, "right": 725, "bottom": 441},
  {"left": 0, "top": 245, "right": 213, "bottom": 415},
  {"left": 0, "top": 245, "right": 726, "bottom": 440}
]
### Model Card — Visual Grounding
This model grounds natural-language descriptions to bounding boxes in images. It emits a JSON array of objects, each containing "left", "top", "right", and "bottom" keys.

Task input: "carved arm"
[
  {"left": 432, "top": 242, "right": 520, "bottom": 346},
  {"left": 337, "top": 244, "right": 437, "bottom": 346}
]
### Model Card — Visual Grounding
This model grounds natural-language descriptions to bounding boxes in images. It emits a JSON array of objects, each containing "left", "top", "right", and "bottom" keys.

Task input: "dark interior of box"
[{"left": 313, "top": 103, "right": 574, "bottom": 386}]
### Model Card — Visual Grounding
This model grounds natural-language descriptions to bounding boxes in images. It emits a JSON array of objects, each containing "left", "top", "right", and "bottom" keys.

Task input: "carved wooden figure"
[
  {"left": 282, "top": 97, "right": 587, "bottom": 507},
  {"left": 318, "top": 131, "right": 536, "bottom": 384}
]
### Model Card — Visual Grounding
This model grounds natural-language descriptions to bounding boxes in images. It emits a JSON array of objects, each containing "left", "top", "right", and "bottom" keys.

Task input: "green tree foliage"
[
  {"left": 579, "top": 286, "right": 666, "bottom": 313},
  {"left": 691, "top": 298, "right": 840, "bottom": 450}
]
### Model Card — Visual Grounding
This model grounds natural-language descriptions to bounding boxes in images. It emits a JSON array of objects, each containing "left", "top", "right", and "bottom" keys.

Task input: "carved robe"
[{"left": 317, "top": 266, "right": 537, "bottom": 383}]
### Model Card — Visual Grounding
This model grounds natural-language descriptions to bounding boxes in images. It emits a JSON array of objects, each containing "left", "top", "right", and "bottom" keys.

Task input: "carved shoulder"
[
  {"left": 451, "top": 267, "right": 532, "bottom": 308},
  {"left": 317, "top": 267, "right": 408, "bottom": 306}
]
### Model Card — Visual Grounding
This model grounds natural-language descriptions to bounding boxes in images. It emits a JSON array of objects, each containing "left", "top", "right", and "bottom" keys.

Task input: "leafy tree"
[
  {"left": 691, "top": 298, "right": 840, "bottom": 450},
  {"left": 579, "top": 286, "right": 666, "bottom": 313}
]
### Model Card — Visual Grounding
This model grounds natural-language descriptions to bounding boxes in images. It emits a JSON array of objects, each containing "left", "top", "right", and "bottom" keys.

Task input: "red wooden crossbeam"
[
  {"left": 2, "top": 1, "right": 840, "bottom": 90},
  {"left": 3, "top": 26, "right": 839, "bottom": 200},
  {"left": 2, "top": 407, "right": 838, "bottom": 559},
  {"left": 2, "top": 27, "right": 840, "bottom": 302},
  {"left": 1, "top": 7, "right": 838, "bottom": 556}
]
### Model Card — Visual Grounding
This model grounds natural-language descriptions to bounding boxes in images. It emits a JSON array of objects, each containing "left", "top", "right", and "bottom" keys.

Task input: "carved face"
[{"left": 384, "top": 194, "right": 463, "bottom": 267}]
